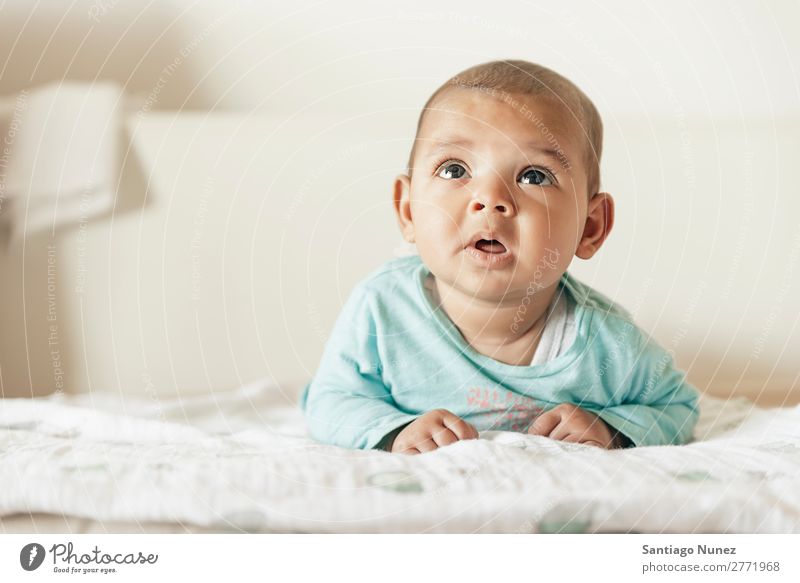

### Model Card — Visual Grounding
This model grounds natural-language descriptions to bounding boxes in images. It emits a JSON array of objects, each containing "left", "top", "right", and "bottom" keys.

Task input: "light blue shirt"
[{"left": 300, "top": 255, "right": 700, "bottom": 450}]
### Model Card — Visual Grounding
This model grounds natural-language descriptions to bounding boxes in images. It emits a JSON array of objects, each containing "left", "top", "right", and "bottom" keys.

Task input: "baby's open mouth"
[
  {"left": 464, "top": 232, "right": 514, "bottom": 268},
  {"left": 474, "top": 239, "right": 507, "bottom": 254}
]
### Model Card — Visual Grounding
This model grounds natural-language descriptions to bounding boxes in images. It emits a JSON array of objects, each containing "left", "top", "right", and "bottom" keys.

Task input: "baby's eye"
[
  {"left": 518, "top": 167, "right": 554, "bottom": 186},
  {"left": 436, "top": 161, "right": 470, "bottom": 180}
]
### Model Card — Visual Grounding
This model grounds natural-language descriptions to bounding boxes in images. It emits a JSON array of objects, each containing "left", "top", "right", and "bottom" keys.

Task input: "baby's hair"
[{"left": 406, "top": 59, "right": 603, "bottom": 197}]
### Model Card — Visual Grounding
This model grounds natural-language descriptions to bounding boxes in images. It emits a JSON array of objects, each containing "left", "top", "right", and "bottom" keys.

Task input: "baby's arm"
[
  {"left": 303, "top": 285, "right": 420, "bottom": 450},
  {"left": 305, "top": 371, "right": 420, "bottom": 450},
  {"left": 528, "top": 324, "right": 699, "bottom": 448},
  {"left": 586, "top": 333, "right": 700, "bottom": 447}
]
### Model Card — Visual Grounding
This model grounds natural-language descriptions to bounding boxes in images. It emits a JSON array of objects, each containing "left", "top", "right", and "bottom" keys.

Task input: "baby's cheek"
[{"left": 412, "top": 210, "right": 460, "bottom": 254}]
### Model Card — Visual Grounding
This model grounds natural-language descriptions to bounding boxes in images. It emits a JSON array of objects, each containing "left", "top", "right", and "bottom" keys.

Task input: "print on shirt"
[{"left": 465, "top": 387, "right": 545, "bottom": 432}]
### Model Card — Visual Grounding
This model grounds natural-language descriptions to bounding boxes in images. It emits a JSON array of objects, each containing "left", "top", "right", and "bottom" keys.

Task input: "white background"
[{"left": 0, "top": 0, "right": 797, "bottom": 404}]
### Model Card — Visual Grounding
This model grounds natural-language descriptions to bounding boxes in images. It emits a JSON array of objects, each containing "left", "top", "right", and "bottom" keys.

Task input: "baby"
[{"left": 300, "top": 59, "right": 700, "bottom": 454}]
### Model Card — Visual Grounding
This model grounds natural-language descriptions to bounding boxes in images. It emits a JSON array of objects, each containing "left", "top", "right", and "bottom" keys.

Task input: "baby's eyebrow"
[{"left": 423, "top": 136, "right": 571, "bottom": 170}]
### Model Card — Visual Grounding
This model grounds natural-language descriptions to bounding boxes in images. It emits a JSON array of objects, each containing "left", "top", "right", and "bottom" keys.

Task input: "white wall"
[
  {"left": 0, "top": 0, "right": 798, "bottom": 404},
  {"left": 2, "top": 0, "right": 797, "bottom": 118}
]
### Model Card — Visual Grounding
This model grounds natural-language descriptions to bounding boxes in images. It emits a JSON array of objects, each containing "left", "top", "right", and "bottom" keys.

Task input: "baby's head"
[{"left": 394, "top": 59, "right": 614, "bottom": 304}]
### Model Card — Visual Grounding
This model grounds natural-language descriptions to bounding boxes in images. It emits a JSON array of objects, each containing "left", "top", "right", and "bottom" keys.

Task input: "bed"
[{"left": 2, "top": 379, "right": 798, "bottom": 533}]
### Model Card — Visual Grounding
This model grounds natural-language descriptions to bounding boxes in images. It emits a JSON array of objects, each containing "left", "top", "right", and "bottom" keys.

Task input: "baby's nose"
[
  {"left": 470, "top": 199, "right": 510, "bottom": 214},
  {"left": 469, "top": 186, "right": 515, "bottom": 216}
]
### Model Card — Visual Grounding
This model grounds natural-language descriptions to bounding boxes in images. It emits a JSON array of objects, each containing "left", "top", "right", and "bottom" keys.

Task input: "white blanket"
[{"left": 1, "top": 380, "right": 799, "bottom": 533}]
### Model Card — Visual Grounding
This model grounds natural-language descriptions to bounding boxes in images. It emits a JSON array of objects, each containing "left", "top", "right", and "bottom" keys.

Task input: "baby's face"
[{"left": 396, "top": 89, "right": 597, "bottom": 303}]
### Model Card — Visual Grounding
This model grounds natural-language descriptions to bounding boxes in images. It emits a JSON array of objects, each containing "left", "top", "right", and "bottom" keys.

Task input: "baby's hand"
[
  {"left": 527, "top": 403, "right": 626, "bottom": 449},
  {"left": 391, "top": 409, "right": 479, "bottom": 454}
]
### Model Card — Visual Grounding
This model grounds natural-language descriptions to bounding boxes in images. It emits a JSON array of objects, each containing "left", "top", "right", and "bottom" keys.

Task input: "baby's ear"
[
  {"left": 393, "top": 174, "right": 415, "bottom": 243},
  {"left": 575, "top": 192, "right": 614, "bottom": 259}
]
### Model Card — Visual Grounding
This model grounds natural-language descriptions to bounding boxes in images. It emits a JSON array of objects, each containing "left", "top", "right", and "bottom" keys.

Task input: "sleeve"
[
  {"left": 586, "top": 328, "right": 701, "bottom": 448},
  {"left": 301, "top": 284, "right": 421, "bottom": 450}
]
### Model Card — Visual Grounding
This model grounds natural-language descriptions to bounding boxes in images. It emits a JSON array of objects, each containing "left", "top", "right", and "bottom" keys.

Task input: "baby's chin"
[
  {"left": 436, "top": 272, "right": 531, "bottom": 304},
  {"left": 435, "top": 264, "right": 564, "bottom": 304}
]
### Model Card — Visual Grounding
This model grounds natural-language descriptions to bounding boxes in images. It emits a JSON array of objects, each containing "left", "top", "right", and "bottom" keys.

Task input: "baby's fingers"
[
  {"left": 580, "top": 439, "right": 604, "bottom": 448},
  {"left": 560, "top": 428, "right": 606, "bottom": 448},
  {"left": 414, "top": 437, "right": 439, "bottom": 453},
  {"left": 528, "top": 409, "right": 561, "bottom": 436},
  {"left": 431, "top": 427, "right": 460, "bottom": 448},
  {"left": 441, "top": 411, "right": 479, "bottom": 440},
  {"left": 548, "top": 420, "right": 576, "bottom": 442},
  {"left": 560, "top": 433, "right": 597, "bottom": 446}
]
